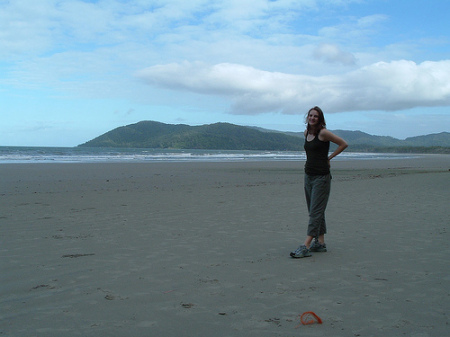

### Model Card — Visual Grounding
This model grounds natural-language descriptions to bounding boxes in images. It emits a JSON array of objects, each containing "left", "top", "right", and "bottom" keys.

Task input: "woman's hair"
[{"left": 305, "top": 106, "right": 326, "bottom": 134}]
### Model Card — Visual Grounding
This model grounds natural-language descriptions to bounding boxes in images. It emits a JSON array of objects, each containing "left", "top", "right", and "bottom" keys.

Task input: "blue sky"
[{"left": 1, "top": 0, "right": 449, "bottom": 147}]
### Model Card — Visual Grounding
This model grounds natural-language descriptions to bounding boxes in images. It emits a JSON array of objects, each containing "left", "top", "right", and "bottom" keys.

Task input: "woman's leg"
[{"left": 306, "top": 174, "right": 331, "bottom": 241}]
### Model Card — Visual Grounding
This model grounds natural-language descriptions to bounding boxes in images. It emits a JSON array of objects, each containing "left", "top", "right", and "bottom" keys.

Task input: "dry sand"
[{"left": 1, "top": 155, "right": 449, "bottom": 336}]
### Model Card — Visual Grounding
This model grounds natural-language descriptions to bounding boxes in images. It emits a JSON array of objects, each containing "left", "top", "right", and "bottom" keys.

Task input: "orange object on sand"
[{"left": 296, "top": 311, "right": 323, "bottom": 327}]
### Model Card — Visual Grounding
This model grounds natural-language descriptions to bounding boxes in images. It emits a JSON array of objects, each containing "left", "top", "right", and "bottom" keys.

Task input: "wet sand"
[{"left": 1, "top": 155, "right": 449, "bottom": 336}]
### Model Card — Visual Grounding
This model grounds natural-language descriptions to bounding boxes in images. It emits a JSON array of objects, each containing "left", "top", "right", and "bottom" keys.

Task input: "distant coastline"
[{"left": 77, "top": 121, "right": 450, "bottom": 154}]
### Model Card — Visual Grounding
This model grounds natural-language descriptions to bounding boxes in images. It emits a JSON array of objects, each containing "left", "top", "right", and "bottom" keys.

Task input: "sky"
[{"left": 1, "top": 0, "right": 449, "bottom": 147}]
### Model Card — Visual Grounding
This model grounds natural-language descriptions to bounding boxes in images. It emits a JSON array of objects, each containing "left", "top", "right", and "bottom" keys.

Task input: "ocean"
[{"left": 0, "top": 146, "right": 417, "bottom": 164}]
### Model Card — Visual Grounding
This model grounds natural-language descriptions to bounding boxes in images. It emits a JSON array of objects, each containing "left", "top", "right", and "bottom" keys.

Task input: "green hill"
[
  {"left": 405, "top": 132, "right": 450, "bottom": 147},
  {"left": 79, "top": 121, "right": 303, "bottom": 151},
  {"left": 78, "top": 121, "right": 450, "bottom": 153}
]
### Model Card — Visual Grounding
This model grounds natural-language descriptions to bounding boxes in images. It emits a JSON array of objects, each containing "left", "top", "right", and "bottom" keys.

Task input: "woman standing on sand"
[{"left": 290, "top": 106, "right": 348, "bottom": 258}]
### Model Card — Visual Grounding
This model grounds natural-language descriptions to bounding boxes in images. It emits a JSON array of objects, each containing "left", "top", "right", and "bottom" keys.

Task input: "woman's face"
[{"left": 308, "top": 109, "right": 320, "bottom": 126}]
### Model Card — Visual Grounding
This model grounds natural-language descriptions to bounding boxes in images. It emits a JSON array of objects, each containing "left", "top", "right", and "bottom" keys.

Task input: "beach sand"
[{"left": 1, "top": 155, "right": 449, "bottom": 336}]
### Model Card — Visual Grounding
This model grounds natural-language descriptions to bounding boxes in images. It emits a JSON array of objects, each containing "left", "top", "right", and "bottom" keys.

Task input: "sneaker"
[
  {"left": 310, "top": 239, "right": 327, "bottom": 252},
  {"left": 290, "top": 245, "right": 312, "bottom": 258}
]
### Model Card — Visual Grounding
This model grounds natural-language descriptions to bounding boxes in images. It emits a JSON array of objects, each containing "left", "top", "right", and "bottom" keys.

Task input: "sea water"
[{"left": 0, "top": 146, "right": 416, "bottom": 164}]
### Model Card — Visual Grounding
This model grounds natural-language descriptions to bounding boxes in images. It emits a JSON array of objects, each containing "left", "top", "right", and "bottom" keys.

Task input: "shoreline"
[
  {"left": 1, "top": 147, "right": 447, "bottom": 165},
  {"left": 1, "top": 156, "right": 449, "bottom": 336},
  {"left": 1, "top": 153, "right": 449, "bottom": 173}
]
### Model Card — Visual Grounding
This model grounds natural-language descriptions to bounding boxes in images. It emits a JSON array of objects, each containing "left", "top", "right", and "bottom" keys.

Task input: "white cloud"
[
  {"left": 137, "top": 60, "right": 450, "bottom": 114},
  {"left": 0, "top": 1, "right": 56, "bottom": 58},
  {"left": 319, "top": 14, "right": 388, "bottom": 42},
  {"left": 313, "top": 43, "right": 356, "bottom": 65}
]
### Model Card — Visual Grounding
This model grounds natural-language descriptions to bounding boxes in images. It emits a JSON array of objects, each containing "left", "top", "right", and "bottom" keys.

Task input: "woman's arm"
[{"left": 319, "top": 129, "right": 348, "bottom": 161}]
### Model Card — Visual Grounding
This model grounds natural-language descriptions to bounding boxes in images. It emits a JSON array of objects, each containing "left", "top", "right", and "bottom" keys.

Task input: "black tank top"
[{"left": 304, "top": 131, "right": 330, "bottom": 175}]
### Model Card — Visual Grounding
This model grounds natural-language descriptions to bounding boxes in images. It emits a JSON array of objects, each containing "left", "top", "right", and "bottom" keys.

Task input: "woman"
[{"left": 290, "top": 106, "right": 348, "bottom": 258}]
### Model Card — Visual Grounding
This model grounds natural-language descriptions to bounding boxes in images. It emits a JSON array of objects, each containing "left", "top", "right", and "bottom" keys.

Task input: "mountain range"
[{"left": 79, "top": 121, "right": 450, "bottom": 153}]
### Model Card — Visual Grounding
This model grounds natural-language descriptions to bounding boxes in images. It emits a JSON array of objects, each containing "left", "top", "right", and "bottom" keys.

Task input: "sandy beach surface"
[{"left": 1, "top": 155, "right": 449, "bottom": 336}]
